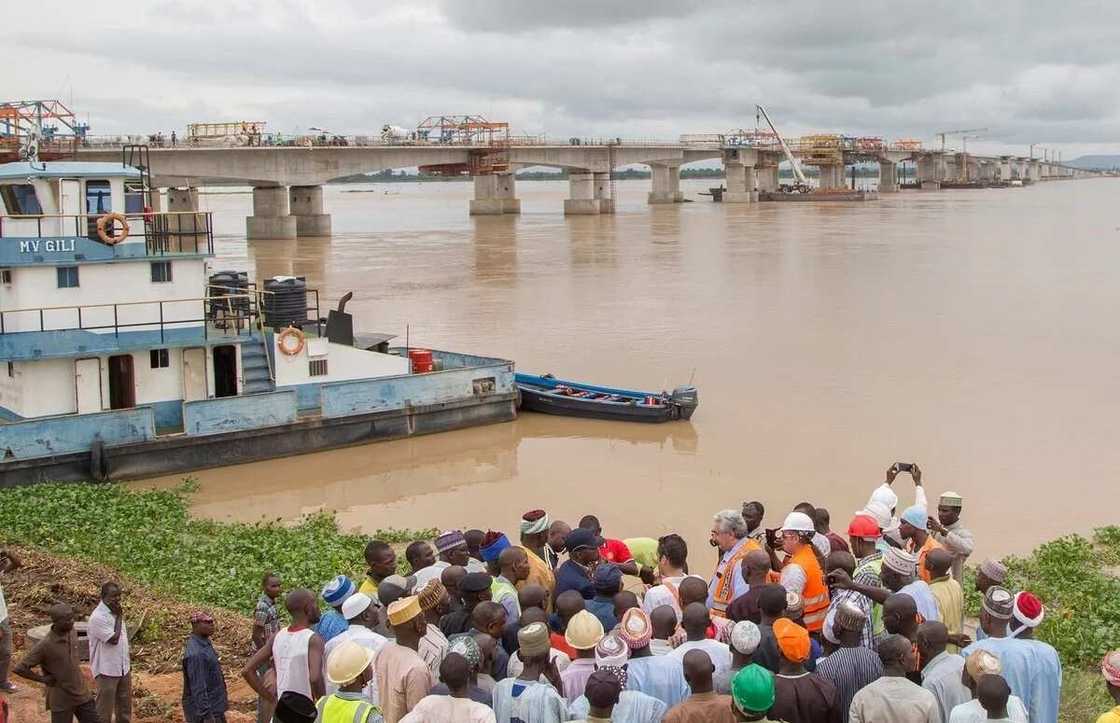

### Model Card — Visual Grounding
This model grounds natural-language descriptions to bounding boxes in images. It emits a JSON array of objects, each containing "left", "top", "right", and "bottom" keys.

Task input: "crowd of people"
[{"left": 2, "top": 464, "right": 1119, "bottom": 722}]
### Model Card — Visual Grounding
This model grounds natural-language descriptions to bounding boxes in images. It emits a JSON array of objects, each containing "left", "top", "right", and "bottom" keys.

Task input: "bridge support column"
[
  {"left": 247, "top": 186, "right": 297, "bottom": 240},
  {"left": 916, "top": 156, "right": 942, "bottom": 190},
  {"left": 289, "top": 186, "right": 331, "bottom": 236},
  {"left": 878, "top": 160, "right": 899, "bottom": 192},
  {"left": 817, "top": 164, "right": 843, "bottom": 190},
  {"left": 757, "top": 166, "right": 779, "bottom": 194},
  {"left": 593, "top": 172, "right": 614, "bottom": 213},
  {"left": 647, "top": 164, "right": 683, "bottom": 204},
  {"left": 1029, "top": 161, "right": 1041, "bottom": 182},
  {"left": 469, "top": 173, "right": 520, "bottom": 215},
  {"left": 564, "top": 172, "right": 600, "bottom": 215},
  {"left": 723, "top": 161, "right": 753, "bottom": 203}
]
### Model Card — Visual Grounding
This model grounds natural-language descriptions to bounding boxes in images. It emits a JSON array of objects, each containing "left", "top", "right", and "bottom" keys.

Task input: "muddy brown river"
[{"left": 137, "top": 176, "right": 1120, "bottom": 571}]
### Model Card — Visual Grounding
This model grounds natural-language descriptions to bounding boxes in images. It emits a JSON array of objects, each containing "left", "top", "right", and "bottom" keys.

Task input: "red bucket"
[{"left": 408, "top": 348, "right": 434, "bottom": 374}]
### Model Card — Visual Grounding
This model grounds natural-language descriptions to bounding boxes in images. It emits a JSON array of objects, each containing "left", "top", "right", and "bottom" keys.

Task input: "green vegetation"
[
  {"left": 961, "top": 527, "right": 1120, "bottom": 722},
  {"left": 0, "top": 481, "right": 434, "bottom": 614}
]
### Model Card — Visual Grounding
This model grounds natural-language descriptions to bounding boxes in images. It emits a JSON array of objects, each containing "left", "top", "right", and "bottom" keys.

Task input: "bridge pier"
[
  {"left": 723, "top": 161, "right": 756, "bottom": 203},
  {"left": 289, "top": 185, "right": 331, "bottom": 236},
  {"left": 564, "top": 172, "right": 600, "bottom": 215},
  {"left": 916, "top": 155, "right": 942, "bottom": 189},
  {"left": 469, "top": 173, "right": 520, "bottom": 215},
  {"left": 247, "top": 186, "right": 297, "bottom": 240},
  {"left": 648, "top": 164, "right": 683, "bottom": 204},
  {"left": 817, "top": 164, "right": 844, "bottom": 190},
  {"left": 878, "top": 160, "right": 899, "bottom": 192},
  {"left": 757, "top": 165, "right": 779, "bottom": 193},
  {"left": 594, "top": 172, "right": 614, "bottom": 213}
]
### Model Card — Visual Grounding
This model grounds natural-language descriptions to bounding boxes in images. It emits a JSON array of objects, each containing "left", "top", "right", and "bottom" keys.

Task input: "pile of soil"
[{"left": 2, "top": 545, "right": 259, "bottom": 722}]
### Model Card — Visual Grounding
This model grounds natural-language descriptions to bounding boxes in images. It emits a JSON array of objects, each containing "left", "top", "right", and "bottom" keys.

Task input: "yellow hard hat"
[{"left": 326, "top": 640, "right": 376, "bottom": 686}]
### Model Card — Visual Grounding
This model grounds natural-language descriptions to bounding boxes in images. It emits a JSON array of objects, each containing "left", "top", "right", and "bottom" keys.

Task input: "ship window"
[
  {"left": 56, "top": 266, "right": 80, "bottom": 288},
  {"left": 0, "top": 268, "right": 11, "bottom": 285},
  {"left": 124, "top": 182, "right": 146, "bottom": 214},
  {"left": 0, "top": 184, "right": 43, "bottom": 215},
  {"left": 309, "top": 359, "right": 328, "bottom": 377},
  {"left": 149, "top": 348, "right": 170, "bottom": 369},
  {"left": 85, "top": 180, "right": 111, "bottom": 215},
  {"left": 150, "top": 261, "right": 173, "bottom": 283}
]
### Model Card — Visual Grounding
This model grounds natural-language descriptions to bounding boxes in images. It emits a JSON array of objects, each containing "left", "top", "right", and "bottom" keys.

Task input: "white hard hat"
[
  {"left": 781, "top": 511, "right": 815, "bottom": 533},
  {"left": 341, "top": 592, "right": 372, "bottom": 621},
  {"left": 326, "top": 640, "right": 376, "bottom": 685}
]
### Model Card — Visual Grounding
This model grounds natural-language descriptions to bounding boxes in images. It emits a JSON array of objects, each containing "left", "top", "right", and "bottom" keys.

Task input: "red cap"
[
  {"left": 1014, "top": 591, "right": 1044, "bottom": 625},
  {"left": 847, "top": 514, "right": 882, "bottom": 539}
]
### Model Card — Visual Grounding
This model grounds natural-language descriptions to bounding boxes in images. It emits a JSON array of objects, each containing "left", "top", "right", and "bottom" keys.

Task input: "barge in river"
[{"left": 0, "top": 149, "right": 515, "bottom": 486}]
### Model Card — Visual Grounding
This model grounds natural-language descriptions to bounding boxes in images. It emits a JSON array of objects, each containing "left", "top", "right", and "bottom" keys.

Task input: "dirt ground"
[{"left": 1, "top": 546, "right": 259, "bottom": 722}]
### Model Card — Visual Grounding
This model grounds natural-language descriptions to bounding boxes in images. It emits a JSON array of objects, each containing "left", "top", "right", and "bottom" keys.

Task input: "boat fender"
[
  {"left": 96, "top": 212, "right": 130, "bottom": 245},
  {"left": 277, "top": 326, "right": 305, "bottom": 356},
  {"left": 89, "top": 435, "right": 108, "bottom": 481}
]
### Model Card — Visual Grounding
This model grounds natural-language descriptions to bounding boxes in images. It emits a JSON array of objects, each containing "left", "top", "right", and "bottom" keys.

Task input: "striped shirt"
[
  {"left": 827, "top": 552, "right": 883, "bottom": 650},
  {"left": 815, "top": 646, "right": 883, "bottom": 723}
]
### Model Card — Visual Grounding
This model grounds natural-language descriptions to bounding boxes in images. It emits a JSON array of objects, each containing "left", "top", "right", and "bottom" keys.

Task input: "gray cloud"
[{"left": 4, "top": 0, "right": 1118, "bottom": 158}]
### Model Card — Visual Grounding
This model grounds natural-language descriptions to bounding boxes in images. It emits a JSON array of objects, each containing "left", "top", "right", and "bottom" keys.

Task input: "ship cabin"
[
  {"left": 0, "top": 159, "right": 234, "bottom": 428},
  {"left": 0, "top": 157, "right": 516, "bottom": 484}
]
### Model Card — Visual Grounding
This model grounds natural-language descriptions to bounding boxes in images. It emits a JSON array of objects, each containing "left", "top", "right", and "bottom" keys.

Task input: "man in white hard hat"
[
  {"left": 317, "top": 640, "right": 379, "bottom": 723},
  {"left": 778, "top": 511, "right": 830, "bottom": 636},
  {"left": 322, "top": 593, "right": 386, "bottom": 702}
]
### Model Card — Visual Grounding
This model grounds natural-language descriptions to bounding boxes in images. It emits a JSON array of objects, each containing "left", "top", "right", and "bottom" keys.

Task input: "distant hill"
[{"left": 1068, "top": 155, "right": 1120, "bottom": 170}]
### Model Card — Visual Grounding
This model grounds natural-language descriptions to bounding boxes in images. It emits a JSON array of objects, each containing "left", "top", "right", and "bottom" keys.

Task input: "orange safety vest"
[
  {"left": 790, "top": 545, "right": 830, "bottom": 632},
  {"left": 710, "top": 538, "right": 762, "bottom": 618}
]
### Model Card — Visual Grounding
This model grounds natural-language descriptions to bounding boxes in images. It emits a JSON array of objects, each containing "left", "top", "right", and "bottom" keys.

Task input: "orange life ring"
[
  {"left": 277, "top": 326, "right": 305, "bottom": 356},
  {"left": 96, "top": 213, "right": 130, "bottom": 245}
]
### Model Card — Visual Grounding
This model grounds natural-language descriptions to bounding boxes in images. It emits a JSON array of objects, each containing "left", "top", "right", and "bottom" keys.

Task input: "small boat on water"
[{"left": 515, "top": 373, "right": 698, "bottom": 423}]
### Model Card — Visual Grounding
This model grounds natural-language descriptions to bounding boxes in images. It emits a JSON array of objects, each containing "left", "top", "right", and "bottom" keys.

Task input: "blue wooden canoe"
[{"left": 515, "top": 373, "right": 698, "bottom": 423}]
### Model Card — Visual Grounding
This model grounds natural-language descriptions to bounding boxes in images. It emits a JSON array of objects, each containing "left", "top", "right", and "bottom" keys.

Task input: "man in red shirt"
[{"left": 578, "top": 516, "right": 643, "bottom": 578}]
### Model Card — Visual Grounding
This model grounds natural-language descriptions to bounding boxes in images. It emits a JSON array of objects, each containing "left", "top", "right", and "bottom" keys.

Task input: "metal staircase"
[{"left": 240, "top": 336, "right": 275, "bottom": 394}]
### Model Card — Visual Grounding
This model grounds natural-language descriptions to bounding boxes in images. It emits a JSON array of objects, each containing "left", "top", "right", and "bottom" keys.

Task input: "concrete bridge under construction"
[{"left": 74, "top": 140, "right": 1100, "bottom": 239}]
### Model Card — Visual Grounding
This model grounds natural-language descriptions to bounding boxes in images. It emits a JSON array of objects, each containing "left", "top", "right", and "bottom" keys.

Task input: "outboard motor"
[{"left": 669, "top": 386, "right": 700, "bottom": 420}]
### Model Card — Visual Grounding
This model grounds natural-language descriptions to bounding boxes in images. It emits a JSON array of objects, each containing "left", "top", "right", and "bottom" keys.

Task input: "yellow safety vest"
[{"left": 315, "top": 693, "right": 377, "bottom": 723}]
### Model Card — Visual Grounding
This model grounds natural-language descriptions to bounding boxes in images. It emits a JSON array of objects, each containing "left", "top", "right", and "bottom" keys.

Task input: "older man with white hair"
[{"left": 707, "top": 509, "right": 762, "bottom": 619}]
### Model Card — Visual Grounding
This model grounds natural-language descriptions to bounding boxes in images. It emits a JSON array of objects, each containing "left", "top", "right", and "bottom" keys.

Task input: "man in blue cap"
[
  {"left": 318, "top": 575, "right": 356, "bottom": 644},
  {"left": 586, "top": 564, "right": 623, "bottom": 632},
  {"left": 554, "top": 528, "right": 601, "bottom": 602},
  {"left": 898, "top": 506, "right": 943, "bottom": 584}
]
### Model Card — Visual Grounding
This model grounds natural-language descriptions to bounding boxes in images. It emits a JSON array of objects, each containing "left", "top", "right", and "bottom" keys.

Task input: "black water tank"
[
  {"left": 262, "top": 276, "right": 309, "bottom": 330},
  {"left": 207, "top": 271, "right": 249, "bottom": 319}
]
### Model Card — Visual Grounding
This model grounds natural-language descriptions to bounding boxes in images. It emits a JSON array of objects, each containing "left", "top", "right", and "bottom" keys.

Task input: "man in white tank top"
[{"left": 241, "top": 588, "right": 326, "bottom": 706}]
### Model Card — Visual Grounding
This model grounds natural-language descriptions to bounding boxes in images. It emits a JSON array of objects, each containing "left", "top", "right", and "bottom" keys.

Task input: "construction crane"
[
  {"left": 936, "top": 127, "right": 988, "bottom": 153},
  {"left": 756, "top": 105, "right": 808, "bottom": 187}
]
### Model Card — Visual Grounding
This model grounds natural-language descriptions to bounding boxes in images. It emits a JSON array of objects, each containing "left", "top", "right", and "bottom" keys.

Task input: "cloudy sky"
[{"left": 7, "top": 0, "right": 1119, "bottom": 158}]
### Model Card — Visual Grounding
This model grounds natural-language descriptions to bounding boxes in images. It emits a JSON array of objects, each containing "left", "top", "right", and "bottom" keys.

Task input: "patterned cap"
[
  {"left": 449, "top": 634, "right": 482, "bottom": 670},
  {"left": 834, "top": 600, "right": 866, "bottom": 634},
  {"left": 517, "top": 621, "right": 551, "bottom": 658},
  {"left": 882, "top": 548, "right": 919, "bottom": 576},
  {"left": 480, "top": 531, "right": 511, "bottom": 562},
  {"left": 189, "top": 611, "right": 214, "bottom": 624},
  {"left": 387, "top": 595, "right": 422, "bottom": 626},
  {"left": 617, "top": 607, "right": 653, "bottom": 650},
  {"left": 321, "top": 575, "right": 356, "bottom": 607},
  {"left": 785, "top": 591, "right": 803, "bottom": 615},
  {"left": 1101, "top": 650, "right": 1120, "bottom": 686},
  {"left": 982, "top": 586, "right": 1014, "bottom": 620},
  {"left": 730, "top": 621, "right": 761, "bottom": 655},
  {"left": 594, "top": 633, "right": 630, "bottom": 667},
  {"left": 965, "top": 649, "right": 1002, "bottom": 679},
  {"left": 565, "top": 610, "right": 605, "bottom": 650},
  {"left": 417, "top": 579, "right": 448, "bottom": 612},
  {"left": 938, "top": 491, "right": 963, "bottom": 508},
  {"left": 978, "top": 559, "right": 1007, "bottom": 583},
  {"left": 435, "top": 530, "right": 467, "bottom": 554}
]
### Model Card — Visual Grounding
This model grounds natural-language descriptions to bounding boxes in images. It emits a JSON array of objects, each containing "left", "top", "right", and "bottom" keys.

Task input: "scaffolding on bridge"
[
  {"left": 0, "top": 99, "right": 89, "bottom": 162},
  {"left": 415, "top": 114, "right": 511, "bottom": 176}
]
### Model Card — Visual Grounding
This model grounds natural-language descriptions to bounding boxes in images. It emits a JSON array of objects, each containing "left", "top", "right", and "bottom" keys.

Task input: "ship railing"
[
  {"left": 0, "top": 293, "right": 260, "bottom": 343},
  {"left": 0, "top": 211, "right": 215, "bottom": 256}
]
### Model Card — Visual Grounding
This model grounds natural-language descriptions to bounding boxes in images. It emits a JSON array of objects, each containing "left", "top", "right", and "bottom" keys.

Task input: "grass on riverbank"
[{"left": 0, "top": 480, "right": 435, "bottom": 614}]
